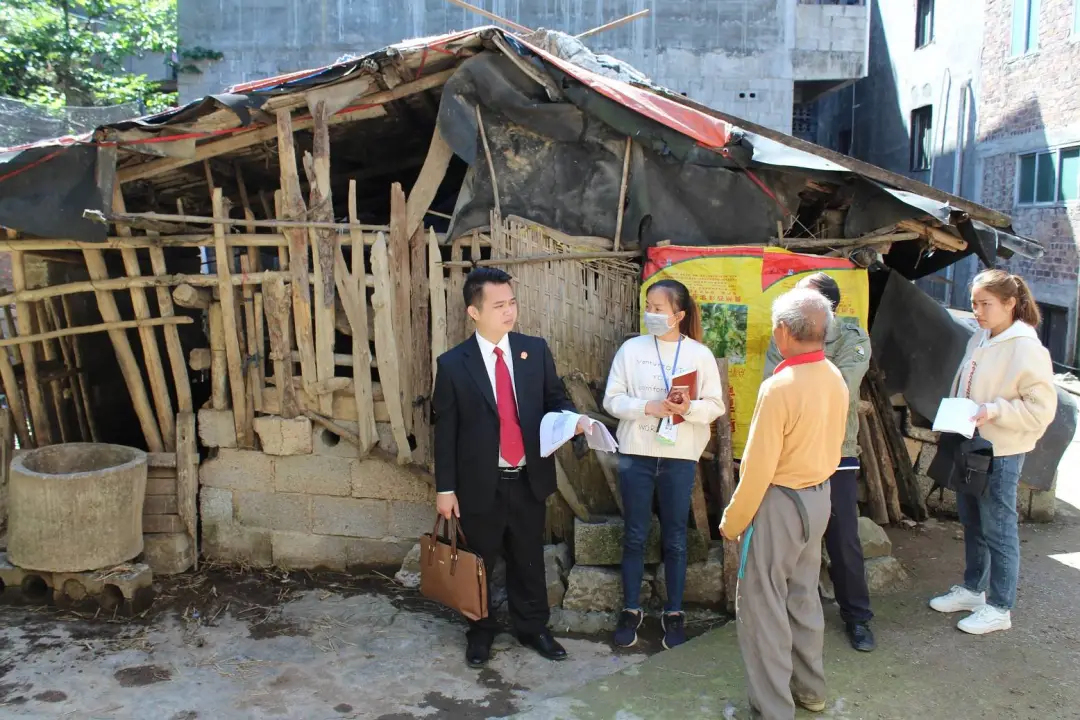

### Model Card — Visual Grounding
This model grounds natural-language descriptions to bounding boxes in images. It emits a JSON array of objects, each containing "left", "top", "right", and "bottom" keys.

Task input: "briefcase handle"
[{"left": 427, "top": 513, "right": 470, "bottom": 573}]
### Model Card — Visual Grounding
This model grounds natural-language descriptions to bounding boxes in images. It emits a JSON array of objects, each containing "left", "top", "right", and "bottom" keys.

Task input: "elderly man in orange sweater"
[{"left": 720, "top": 287, "right": 850, "bottom": 719}]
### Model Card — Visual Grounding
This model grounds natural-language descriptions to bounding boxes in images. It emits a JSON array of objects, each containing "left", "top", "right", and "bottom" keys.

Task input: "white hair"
[{"left": 772, "top": 288, "right": 834, "bottom": 343}]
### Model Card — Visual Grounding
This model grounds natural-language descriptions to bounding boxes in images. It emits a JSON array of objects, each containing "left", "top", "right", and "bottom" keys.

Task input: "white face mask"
[{"left": 644, "top": 312, "right": 676, "bottom": 336}]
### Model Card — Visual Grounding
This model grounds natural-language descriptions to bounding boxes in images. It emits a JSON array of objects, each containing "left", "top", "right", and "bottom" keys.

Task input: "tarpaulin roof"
[{"left": 0, "top": 26, "right": 1043, "bottom": 276}]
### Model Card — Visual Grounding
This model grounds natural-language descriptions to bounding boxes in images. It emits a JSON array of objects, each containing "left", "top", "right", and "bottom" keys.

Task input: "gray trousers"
[{"left": 736, "top": 482, "right": 832, "bottom": 719}]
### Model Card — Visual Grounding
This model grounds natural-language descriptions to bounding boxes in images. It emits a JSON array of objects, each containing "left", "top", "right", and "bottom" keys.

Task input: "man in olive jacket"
[{"left": 764, "top": 272, "right": 875, "bottom": 652}]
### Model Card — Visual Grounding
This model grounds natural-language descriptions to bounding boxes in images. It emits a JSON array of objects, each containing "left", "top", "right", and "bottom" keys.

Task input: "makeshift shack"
[{"left": 0, "top": 25, "right": 1066, "bottom": 609}]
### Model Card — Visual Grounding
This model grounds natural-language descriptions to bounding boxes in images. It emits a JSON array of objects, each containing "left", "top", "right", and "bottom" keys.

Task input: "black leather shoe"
[
  {"left": 846, "top": 622, "right": 876, "bottom": 652},
  {"left": 518, "top": 629, "right": 567, "bottom": 661},
  {"left": 466, "top": 633, "right": 492, "bottom": 668}
]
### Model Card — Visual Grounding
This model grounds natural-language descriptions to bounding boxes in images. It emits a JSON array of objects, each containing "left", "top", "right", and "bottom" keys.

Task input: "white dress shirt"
[{"left": 437, "top": 332, "right": 525, "bottom": 495}]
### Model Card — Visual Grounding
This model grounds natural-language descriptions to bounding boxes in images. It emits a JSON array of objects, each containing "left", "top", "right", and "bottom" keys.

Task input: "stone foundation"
[{"left": 199, "top": 413, "right": 435, "bottom": 570}]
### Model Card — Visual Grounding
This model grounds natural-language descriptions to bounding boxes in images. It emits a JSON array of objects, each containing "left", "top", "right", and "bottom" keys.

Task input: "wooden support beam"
[
  {"left": 896, "top": 219, "right": 968, "bottom": 252},
  {"left": 867, "top": 362, "right": 927, "bottom": 520},
  {"left": 716, "top": 359, "right": 738, "bottom": 613},
  {"left": 176, "top": 411, "right": 198, "bottom": 570},
  {"left": 0, "top": 328, "right": 31, "bottom": 448},
  {"left": 388, "top": 183, "right": 414, "bottom": 434},
  {"left": 349, "top": 180, "right": 377, "bottom": 453},
  {"left": 240, "top": 256, "right": 263, "bottom": 420},
  {"left": 858, "top": 411, "right": 890, "bottom": 526},
  {"left": 61, "top": 296, "right": 99, "bottom": 441},
  {"left": 115, "top": 189, "right": 176, "bottom": 450},
  {"left": 0, "top": 317, "right": 193, "bottom": 349},
  {"left": 576, "top": 9, "right": 651, "bottom": 38},
  {"left": 212, "top": 188, "right": 252, "bottom": 447},
  {"left": 613, "top": 138, "right": 632, "bottom": 251},
  {"left": 447, "top": 239, "right": 466, "bottom": 348},
  {"left": 172, "top": 283, "right": 212, "bottom": 309},
  {"left": 11, "top": 251, "right": 50, "bottom": 446},
  {"left": 188, "top": 347, "right": 211, "bottom": 371},
  {"left": 82, "top": 248, "right": 164, "bottom": 452},
  {"left": 444, "top": 0, "right": 532, "bottom": 32},
  {"left": 428, "top": 229, "right": 448, "bottom": 385},
  {"left": 303, "top": 100, "right": 338, "bottom": 416},
  {"left": 264, "top": 278, "right": 300, "bottom": 419},
  {"left": 45, "top": 299, "right": 90, "bottom": 442},
  {"left": 475, "top": 106, "right": 501, "bottom": 219},
  {"left": 409, "top": 221, "right": 432, "bottom": 464},
  {"left": 690, "top": 465, "right": 710, "bottom": 544},
  {"left": 33, "top": 303, "right": 70, "bottom": 443},
  {"left": 208, "top": 303, "right": 228, "bottom": 410},
  {"left": 371, "top": 232, "right": 412, "bottom": 464},
  {"left": 406, "top": 124, "right": 454, "bottom": 238},
  {"left": 147, "top": 246, "right": 193, "bottom": 413},
  {"left": 276, "top": 110, "right": 318, "bottom": 403}
]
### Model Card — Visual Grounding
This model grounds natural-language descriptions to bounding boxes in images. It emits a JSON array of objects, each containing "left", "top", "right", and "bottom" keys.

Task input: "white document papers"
[
  {"left": 540, "top": 411, "right": 619, "bottom": 457},
  {"left": 932, "top": 397, "right": 980, "bottom": 439}
]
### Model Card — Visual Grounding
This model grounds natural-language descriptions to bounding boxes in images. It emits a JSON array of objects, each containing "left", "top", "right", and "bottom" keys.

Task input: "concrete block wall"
[
  {"left": 199, "top": 421, "right": 435, "bottom": 570},
  {"left": 793, "top": 2, "right": 869, "bottom": 80}
]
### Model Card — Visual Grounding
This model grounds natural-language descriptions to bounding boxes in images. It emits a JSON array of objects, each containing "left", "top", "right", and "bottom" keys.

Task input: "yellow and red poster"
[{"left": 641, "top": 246, "right": 869, "bottom": 458}]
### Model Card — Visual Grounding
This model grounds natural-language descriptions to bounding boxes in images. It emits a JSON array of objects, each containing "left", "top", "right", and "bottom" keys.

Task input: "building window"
[
  {"left": 1012, "top": 0, "right": 1040, "bottom": 56},
  {"left": 1017, "top": 146, "right": 1080, "bottom": 205},
  {"left": 1075, "top": 0, "right": 1080, "bottom": 35},
  {"left": 1037, "top": 302, "right": 1068, "bottom": 365},
  {"left": 916, "top": 0, "right": 934, "bottom": 48},
  {"left": 910, "top": 106, "right": 933, "bottom": 172}
]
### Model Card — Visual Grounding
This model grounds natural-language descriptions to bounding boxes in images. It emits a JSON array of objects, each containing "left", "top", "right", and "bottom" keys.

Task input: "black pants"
[
  {"left": 825, "top": 462, "right": 873, "bottom": 624},
  {"left": 458, "top": 468, "right": 548, "bottom": 638}
]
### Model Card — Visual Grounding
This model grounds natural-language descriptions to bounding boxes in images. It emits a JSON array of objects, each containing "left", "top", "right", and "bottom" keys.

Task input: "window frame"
[
  {"left": 915, "top": 0, "right": 935, "bottom": 49},
  {"left": 1015, "top": 145, "right": 1080, "bottom": 207},
  {"left": 910, "top": 105, "right": 933, "bottom": 172},
  {"left": 1074, "top": 0, "right": 1080, "bottom": 37},
  {"left": 1012, "top": 0, "right": 1040, "bottom": 56}
]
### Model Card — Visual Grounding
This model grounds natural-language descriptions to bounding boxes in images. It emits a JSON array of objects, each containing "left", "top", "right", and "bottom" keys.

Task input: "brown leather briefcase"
[{"left": 419, "top": 514, "right": 488, "bottom": 621}]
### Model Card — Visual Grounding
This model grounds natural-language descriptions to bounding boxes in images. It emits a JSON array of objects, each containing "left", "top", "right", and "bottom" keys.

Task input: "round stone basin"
[{"left": 8, "top": 443, "right": 148, "bottom": 573}]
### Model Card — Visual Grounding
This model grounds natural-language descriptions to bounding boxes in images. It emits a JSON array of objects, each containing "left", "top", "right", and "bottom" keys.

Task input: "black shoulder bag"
[{"left": 926, "top": 357, "right": 994, "bottom": 500}]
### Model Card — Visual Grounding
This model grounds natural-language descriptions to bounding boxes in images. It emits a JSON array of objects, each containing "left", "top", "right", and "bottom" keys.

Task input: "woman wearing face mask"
[
  {"left": 603, "top": 279, "right": 726, "bottom": 650},
  {"left": 929, "top": 269, "right": 1056, "bottom": 635}
]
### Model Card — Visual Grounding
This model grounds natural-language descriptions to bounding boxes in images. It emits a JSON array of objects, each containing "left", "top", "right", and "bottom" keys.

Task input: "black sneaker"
[
  {"left": 661, "top": 612, "right": 687, "bottom": 650},
  {"left": 613, "top": 609, "right": 643, "bottom": 648}
]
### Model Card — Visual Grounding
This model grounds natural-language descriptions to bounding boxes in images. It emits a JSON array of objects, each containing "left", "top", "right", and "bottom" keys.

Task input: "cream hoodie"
[
  {"left": 951, "top": 321, "right": 1057, "bottom": 457},
  {"left": 603, "top": 335, "right": 726, "bottom": 461}
]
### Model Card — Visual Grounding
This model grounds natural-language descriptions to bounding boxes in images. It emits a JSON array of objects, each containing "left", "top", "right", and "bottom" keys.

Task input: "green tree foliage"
[
  {"left": 701, "top": 303, "right": 748, "bottom": 364},
  {"left": 0, "top": 0, "right": 177, "bottom": 111}
]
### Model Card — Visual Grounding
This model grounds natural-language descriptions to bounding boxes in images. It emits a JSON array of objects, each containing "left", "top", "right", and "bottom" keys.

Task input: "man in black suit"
[{"left": 432, "top": 267, "right": 585, "bottom": 668}]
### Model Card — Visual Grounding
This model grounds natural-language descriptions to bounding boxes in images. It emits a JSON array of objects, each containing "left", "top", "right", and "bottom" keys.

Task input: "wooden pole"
[
  {"left": 442, "top": 249, "right": 641, "bottom": 268},
  {"left": 208, "top": 303, "right": 228, "bottom": 410},
  {"left": 409, "top": 222, "right": 432, "bottom": 464},
  {"left": 866, "top": 362, "right": 927, "bottom": 520},
  {"left": 388, "top": 183, "right": 414, "bottom": 434},
  {"left": 371, "top": 232, "right": 411, "bottom": 464},
  {"left": 868, "top": 402, "right": 904, "bottom": 523},
  {"left": 303, "top": 101, "right": 338, "bottom": 417},
  {"left": 475, "top": 107, "right": 501, "bottom": 220},
  {"left": 428, "top": 229, "right": 448, "bottom": 384},
  {"left": 0, "top": 317, "right": 194, "bottom": 349},
  {"left": 213, "top": 189, "right": 252, "bottom": 447},
  {"left": 857, "top": 412, "right": 890, "bottom": 525},
  {"left": 114, "top": 189, "right": 176, "bottom": 450},
  {"left": 45, "top": 298, "right": 90, "bottom": 441},
  {"left": 406, "top": 125, "right": 454, "bottom": 238},
  {"left": 92, "top": 210, "right": 390, "bottom": 233},
  {"left": 240, "top": 256, "right": 262, "bottom": 421},
  {"left": 0, "top": 326, "right": 31, "bottom": 448},
  {"left": 264, "top": 278, "right": 300, "bottom": 418},
  {"left": 11, "top": 251, "right": 50, "bottom": 446},
  {"left": 146, "top": 246, "right": 193, "bottom": 413},
  {"left": 61, "top": 295, "right": 99, "bottom": 442},
  {"left": 176, "top": 411, "right": 198, "bottom": 570},
  {"left": 613, "top": 138, "right": 632, "bottom": 251},
  {"left": 33, "top": 303, "right": 70, "bottom": 443},
  {"left": 276, "top": 110, "right": 318, "bottom": 401},
  {"left": 349, "top": 180, "right": 378, "bottom": 453},
  {"left": 305, "top": 410, "right": 362, "bottom": 448},
  {"left": 716, "top": 359, "right": 738, "bottom": 613},
  {"left": 576, "top": 9, "right": 651, "bottom": 38},
  {"left": 82, "top": 247, "right": 165, "bottom": 452},
  {"left": 443, "top": 0, "right": 532, "bottom": 33}
]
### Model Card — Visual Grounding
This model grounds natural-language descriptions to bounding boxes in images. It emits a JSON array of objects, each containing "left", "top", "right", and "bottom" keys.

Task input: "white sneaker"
[
  {"left": 929, "top": 585, "right": 986, "bottom": 613},
  {"left": 957, "top": 604, "right": 1012, "bottom": 635}
]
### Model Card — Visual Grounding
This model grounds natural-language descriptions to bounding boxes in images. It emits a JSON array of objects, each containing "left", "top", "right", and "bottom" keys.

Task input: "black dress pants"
[
  {"left": 458, "top": 468, "right": 549, "bottom": 638},
  {"left": 825, "top": 462, "right": 873, "bottom": 624}
]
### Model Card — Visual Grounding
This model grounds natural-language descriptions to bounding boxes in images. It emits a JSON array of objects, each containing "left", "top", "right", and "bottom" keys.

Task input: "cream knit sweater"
[
  {"left": 950, "top": 321, "right": 1057, "bottom": 457},
  {"left": 603, "top": 335, "right": 726, "bottom": 461}
]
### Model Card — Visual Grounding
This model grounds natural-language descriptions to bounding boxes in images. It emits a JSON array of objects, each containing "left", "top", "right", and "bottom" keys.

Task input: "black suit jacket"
[{"left": 432, "top": 332, "right": 576, "bottom": 514}]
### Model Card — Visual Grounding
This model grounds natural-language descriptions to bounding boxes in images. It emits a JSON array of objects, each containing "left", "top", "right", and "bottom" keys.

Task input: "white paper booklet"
[
  {"left": 540, "top": 411, "right": 619, "bottom": 457},
  {"left": 932, "top": 397, "right": 980, "bottom": 439}
]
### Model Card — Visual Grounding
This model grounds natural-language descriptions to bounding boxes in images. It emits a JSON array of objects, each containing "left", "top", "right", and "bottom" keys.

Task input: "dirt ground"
[{"left": 0, "top": 439, "right": 1078, "bottom": 719}]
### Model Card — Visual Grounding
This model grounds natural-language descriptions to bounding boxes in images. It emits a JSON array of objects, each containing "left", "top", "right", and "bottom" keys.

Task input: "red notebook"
[{"left": 668, "top": 370, "right": 697, "bottom": 426}]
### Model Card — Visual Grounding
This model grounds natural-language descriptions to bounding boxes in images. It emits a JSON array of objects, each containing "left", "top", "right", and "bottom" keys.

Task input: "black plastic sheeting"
[
  {"left": 438, "top": 52, "right": 799, "bottom": 249},
  {"left": 0, "top": 144, "right": 107, "bottom": 242},
  {"left": 870, "top": 270, "right": 1076, "bottom": 492}
]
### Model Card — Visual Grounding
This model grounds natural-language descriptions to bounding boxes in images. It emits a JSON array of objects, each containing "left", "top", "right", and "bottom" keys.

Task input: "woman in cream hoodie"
[
  {"left": 603, "top": 279, "right": 725, "bottom": 651},
  {"left": 929, "top": 269, "right": 1056, "bottom": 635}
]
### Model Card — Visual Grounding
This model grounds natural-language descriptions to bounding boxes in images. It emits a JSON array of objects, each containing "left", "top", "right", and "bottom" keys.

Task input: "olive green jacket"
[{"left": 763, "top": 318, "right": 871, "bottom": 459}]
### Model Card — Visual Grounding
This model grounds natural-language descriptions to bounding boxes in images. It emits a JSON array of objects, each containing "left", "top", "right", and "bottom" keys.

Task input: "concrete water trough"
[{"left": 8, "top": 443, "right": 148, "bottom": 573}]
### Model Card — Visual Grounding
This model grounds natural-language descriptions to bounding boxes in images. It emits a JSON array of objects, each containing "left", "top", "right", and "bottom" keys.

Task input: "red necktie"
[{"left": 493, "top": 347, "right": 525, "bottom": 466}]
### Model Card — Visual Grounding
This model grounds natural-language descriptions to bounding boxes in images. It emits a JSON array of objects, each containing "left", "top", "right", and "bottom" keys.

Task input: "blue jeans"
[
  {"left": 957, "top": 453, "right": 1025, "bottom": 611},
  {"left": 618, "top": 453, "right": 698, "bottom": 613}
]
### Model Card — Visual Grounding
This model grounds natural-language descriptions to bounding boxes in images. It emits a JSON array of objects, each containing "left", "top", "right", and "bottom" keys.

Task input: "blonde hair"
[{"left": 972, "top": 269, "right": 1041, "bottom": 327}]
